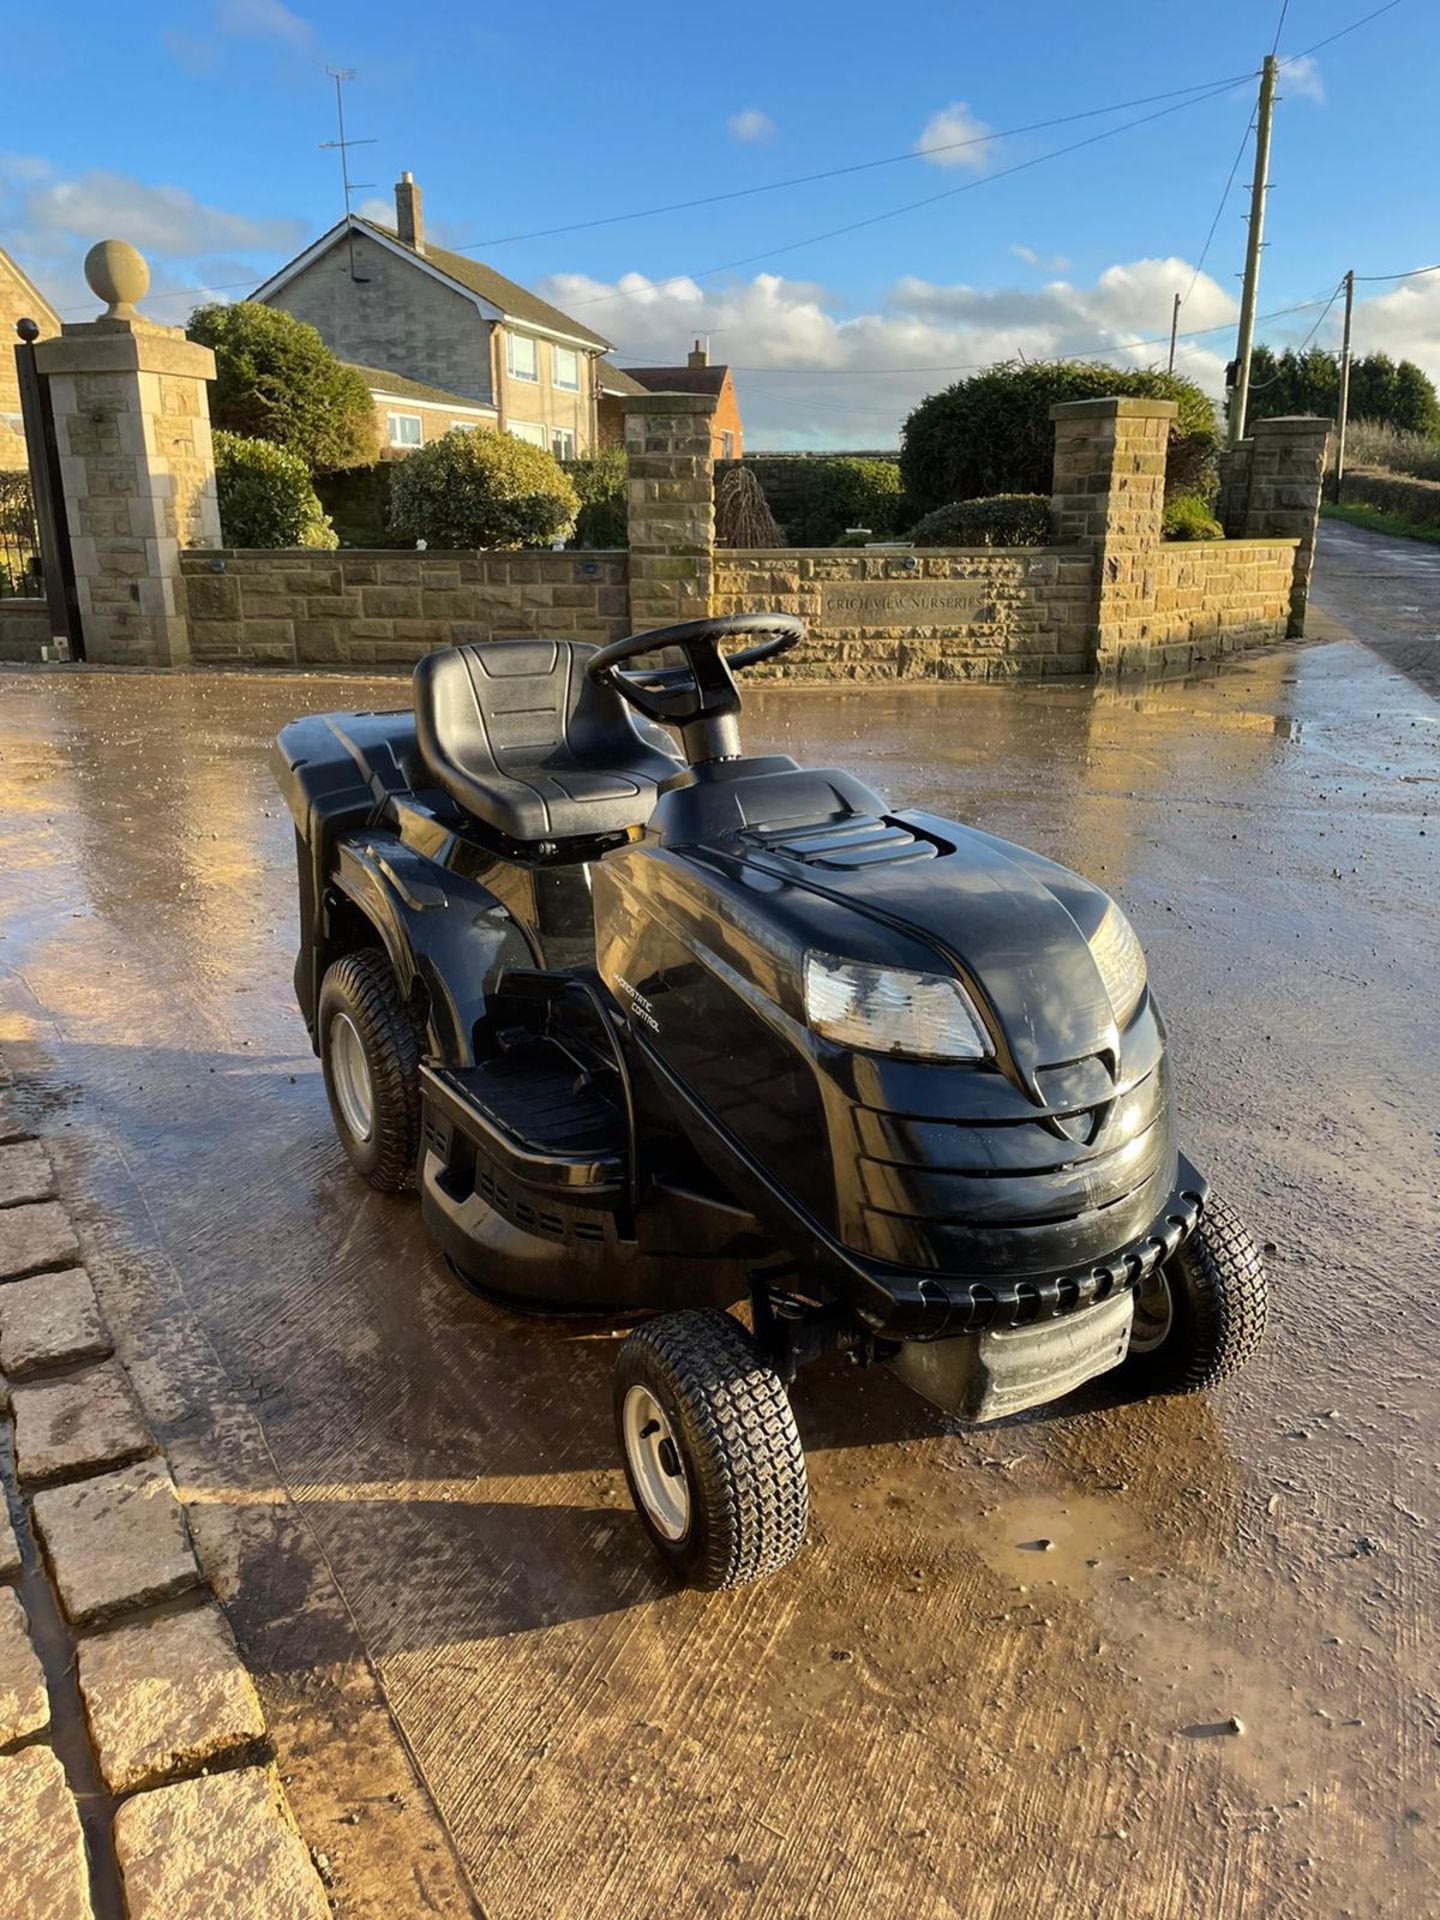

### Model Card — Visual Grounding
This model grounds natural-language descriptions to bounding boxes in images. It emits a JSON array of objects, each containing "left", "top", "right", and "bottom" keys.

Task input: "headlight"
[
  {"left": 1089, "top": 900, "right": 1147, "bottom": 1022},
  {"left": 803, "top": 954, "right": 992, "bottom": 1061}
]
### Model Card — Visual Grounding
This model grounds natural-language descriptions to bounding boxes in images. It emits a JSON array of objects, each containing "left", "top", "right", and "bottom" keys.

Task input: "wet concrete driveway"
[{"left": 0, "top": 624, "right": 1436, "bottom": 1919}]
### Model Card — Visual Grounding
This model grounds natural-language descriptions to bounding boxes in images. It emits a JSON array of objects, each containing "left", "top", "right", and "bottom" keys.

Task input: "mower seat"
[{"left": 413, "top": 639, "right": 682, "bottom": 845}]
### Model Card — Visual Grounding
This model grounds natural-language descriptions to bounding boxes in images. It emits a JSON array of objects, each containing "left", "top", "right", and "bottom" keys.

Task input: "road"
[
  {"left": 1312, "top": 513, "right": 1440, "bottom": 695},
  {"left": 0, "top": 534, "right": 1436, "bottom": 1919}
]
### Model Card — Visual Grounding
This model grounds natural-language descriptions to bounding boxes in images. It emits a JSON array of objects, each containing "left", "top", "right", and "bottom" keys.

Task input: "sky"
[{"left": 4, "top": 0, "right": 1438, "bottom": 448}]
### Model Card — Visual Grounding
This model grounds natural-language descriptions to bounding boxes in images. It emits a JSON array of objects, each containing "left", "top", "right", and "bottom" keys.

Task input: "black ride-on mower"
[{"left": 274, "top": 616, "right": 1267, "bottom": 1590}]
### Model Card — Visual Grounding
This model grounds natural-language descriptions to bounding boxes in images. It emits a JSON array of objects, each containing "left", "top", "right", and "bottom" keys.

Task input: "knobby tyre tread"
[
  {"left": 319, "top": 947, "right": 424, "bottom": 1193},
  {"left": 1127, "top": 1191, "right": 1268, "bottom": 1395},
  {"left": 616, "top": 1309, "right": 809, "bottom": 1590}
]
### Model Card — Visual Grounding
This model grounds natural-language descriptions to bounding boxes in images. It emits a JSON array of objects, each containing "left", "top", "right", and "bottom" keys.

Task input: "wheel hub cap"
[
  {"left": 330, "top": 1013, "right": 375, "bottom": 1143},
  {"left": 622, "top": 1385, "right": 691, "bottom": 1541},
  {"left": 1129, "top": 1264, "right": 1175, "bottom": 1354}
]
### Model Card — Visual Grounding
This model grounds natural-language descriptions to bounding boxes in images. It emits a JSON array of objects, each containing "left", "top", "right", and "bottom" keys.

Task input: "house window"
[
  {"left": 506, "top": 333, "right": 538, "bottom": 383},
  {"left": 448, "top": 421, "right": 477, "bottom": 433},
  {"left": 387, "top": 412, "right": 423, "bottom": 448},
  {"left": 551, "top": 426, "right": 576, "bottom": 461},
  {"left": 720, "top": 430, "right": 735, "bottom": 459},
  {"left": 508, "top": 421, "right": 546, "bottom": 447},
  {"left": 552, "top": 345, "right": 579, "bottom": 391}
]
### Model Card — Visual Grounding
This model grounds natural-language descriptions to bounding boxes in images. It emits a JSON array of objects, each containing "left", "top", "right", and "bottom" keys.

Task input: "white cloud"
[
  {"left": 915, "top": 102, "right": 994, "bottom": 171},
  {"left": 728, "top": 109, "right": 775, "bottom": 144},
  {"left": 19, "top": 171, "right": 303, "bottom": 257},
  {"left": 357, "top": 197, "right": 394, "bottom": 227},
  {"left": 217, "top": 0, "right": 314, "bottom": 46},
  {"left": 1280, "top": 54, "right": 1325, "bottom": 104},
  {"left": 540, "top": 256, "right": 1240, "bottom": 449},
  {"left": 1011, "top": 243, "right": 1070, "bottom": 273}
]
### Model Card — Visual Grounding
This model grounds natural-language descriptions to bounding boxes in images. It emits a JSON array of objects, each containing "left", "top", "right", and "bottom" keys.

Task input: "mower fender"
[{"left": 332, "top": 836, "right": 529, "bottom": 1066}]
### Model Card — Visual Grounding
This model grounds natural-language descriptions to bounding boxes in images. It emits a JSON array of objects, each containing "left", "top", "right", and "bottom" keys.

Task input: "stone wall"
[
  {"left": 0, "top": 600, "right": 51, "bottom": 663},
  {"left": 180, "top": 548, "right": 629, "bottom": 667},
  {"left": 713, "top": 548, "right": 1095, "bottom": 679},
  {"left": 1150, "top": 538, "right": 1300, "bottom": 666}
]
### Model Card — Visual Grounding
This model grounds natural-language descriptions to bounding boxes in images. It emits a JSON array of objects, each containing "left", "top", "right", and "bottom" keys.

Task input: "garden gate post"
[
  {"left": 34, "top": 240, "right": 220, "bottom": 665},
  {"left": 1235, "top": 415, "right": 1332, "bottom": 634},
  {"left": 1049, "top": 396, "right": 1176, "bottom": 673},
  {"left": 622, "top": 392, "right": 715, "bottom": 631}
]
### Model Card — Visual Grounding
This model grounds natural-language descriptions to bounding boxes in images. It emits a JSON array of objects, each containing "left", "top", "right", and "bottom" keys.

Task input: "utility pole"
[
  {"left": 1228, "top": 53, "right": 1278, "bottom": 446},
  {"left": 1333, "top": 268, "right": 1355, "bottom": 500},
  {"left": 1167, "top": 291, "right": 1181, "bottom": 374}
]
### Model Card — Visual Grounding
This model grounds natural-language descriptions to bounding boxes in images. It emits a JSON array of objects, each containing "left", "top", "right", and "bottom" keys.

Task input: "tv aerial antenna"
[{"left": 320, "top": 67, "right": 376, "bottom": 282}]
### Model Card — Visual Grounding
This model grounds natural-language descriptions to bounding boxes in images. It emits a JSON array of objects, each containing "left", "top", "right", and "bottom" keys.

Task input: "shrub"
[
  {"left": 1340, "top": 418, "right": 1440, "bottom": 482},
  {"left": 910, "top": 493, "right": 1051, "bottom": 548},
  {"left": 214, "top": 432, "right": 336, "bottom": 548},
  {"left": 732, "top": 454, "right": 905, "bottom": 544},
  {"left": 188, "top": 302, "right": 376, "bottom": 472},
  {"left": 901, "top": 361, "right": 1218, "bottom": 517},
  {"left": 565, "top": 447, "right": 628, "bottom": 547},
  {"left": 715, "top": 465, "right": 783, "bottom": 547},
  {"left": 313, "top": 463, "right": 408, "bottom": 547},
  {"left": 1162, "top": 495, "right": 1223, "bottom": 541},
  {"left": 389, "top": 429, "right": 578, "bottom": 549}
]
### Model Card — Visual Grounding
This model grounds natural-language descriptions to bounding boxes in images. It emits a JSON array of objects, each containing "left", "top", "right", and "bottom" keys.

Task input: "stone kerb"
[
  {"left": 623, "top": 391, "right": 715, "bottom": 630},
  {"left": 1049, "top": 396, "right": 1176, "bottom": 673},
  {"left": 34, "top": 241, "right": 221, "bottom": 666}
]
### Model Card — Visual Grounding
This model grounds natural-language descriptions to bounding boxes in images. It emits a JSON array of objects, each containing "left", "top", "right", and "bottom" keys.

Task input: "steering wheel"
[{"left": 586, "top": 614, "right": 805, "bottom": 730}]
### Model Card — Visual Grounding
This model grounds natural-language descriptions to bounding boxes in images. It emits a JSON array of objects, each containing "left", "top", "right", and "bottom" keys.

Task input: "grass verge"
[{"left": 1321, "top": 501, "right": 1440, "bottom": 548}]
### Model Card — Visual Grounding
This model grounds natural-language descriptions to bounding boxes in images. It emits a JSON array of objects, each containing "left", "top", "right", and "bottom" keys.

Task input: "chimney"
[
  {"left": 687, "top": 339, "right": 708, "bottom": 368},
  {"left": 395, "top": 171, "right": 424, "bottom": 253}
]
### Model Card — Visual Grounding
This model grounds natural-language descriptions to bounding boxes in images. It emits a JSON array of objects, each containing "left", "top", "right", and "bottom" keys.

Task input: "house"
[
  {"left": 0, "top": 246, "right": 59, "bottom": 467},
  {"left": 251, "top": 173, "right": 612, "bottom": 459},
  {"left": 597, "top": 344, "right": 743, "bottom": 460}
]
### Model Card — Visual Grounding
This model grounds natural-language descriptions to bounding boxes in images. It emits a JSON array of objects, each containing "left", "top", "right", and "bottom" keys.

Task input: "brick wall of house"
[
  {"left": 266, "top": 230, "right": 494, "bottom": 406},
  {"left": 0, "top": 251, "right": 59, "bottom": 466}
]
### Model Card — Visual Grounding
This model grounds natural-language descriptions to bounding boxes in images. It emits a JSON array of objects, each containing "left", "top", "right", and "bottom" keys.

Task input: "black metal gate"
[{"left": 11, "top": 319, "right": 84, "bottom": 660}]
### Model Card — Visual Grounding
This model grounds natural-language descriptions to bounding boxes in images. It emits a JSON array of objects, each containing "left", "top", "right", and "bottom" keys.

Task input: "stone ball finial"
[{"left": 84, "top": 239, "right": 150, "bottom": 319}]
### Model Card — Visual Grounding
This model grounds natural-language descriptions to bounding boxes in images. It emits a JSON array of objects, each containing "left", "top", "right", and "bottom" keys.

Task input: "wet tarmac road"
[{"left": 0, "top": 622, "right": 1436, "bottom": 1919}]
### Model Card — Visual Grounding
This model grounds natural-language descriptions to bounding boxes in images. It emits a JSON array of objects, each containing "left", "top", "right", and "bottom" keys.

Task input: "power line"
[
  {"left": 447, "top": 73, "right": 1257, "bottom": 254},
  {"left": 1352, "top": 261, "right": 1440, "bottom": 282},
  {"left": 565, "top": 77, "right": 1246, "bottom": 315},
  {"left": 1180, "top": 107, "right": 1255, "bottom": 310},
  {"left": 1270, "top": 0, "right": 1291, "bottom": 55},
  {"left": 1285, "top": 0, "right": 1404, "bottom": 61}
]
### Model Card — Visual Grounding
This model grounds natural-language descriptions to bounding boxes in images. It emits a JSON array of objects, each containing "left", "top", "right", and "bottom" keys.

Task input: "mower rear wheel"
[
  {"left": 614, "top": 1309, "right": 809, "bottom": 1591},
  {"left": 318, "top": 948, "right": 424, "bottom": 1192},
  {"left": 1118, "top": 1192, "right": 1267, "bottom": 1395}
]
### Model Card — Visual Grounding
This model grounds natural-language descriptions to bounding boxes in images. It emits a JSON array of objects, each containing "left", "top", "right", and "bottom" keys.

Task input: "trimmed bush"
[
  {"left": 901, "top": 361, "right": 1218, "bottom": 517},
  {"left": 731, "top": 455, "right": 905, "bottom": 544},
  {"left": 715, "top": 465, "right": 783, "bottom": 547},
  {"left": 1162, "top": 496, "right": 1223, "bottom": 541},
  {"left": 565, "top": 447, "right": 627, "bottom": 547},
  {"left": 214, "top": 432, "right": 336, "bottom": 549},
  {"left": 389, "top": 430, "right": 578, "bottom": 549},
  {"left": 910, "top": 493, "right": 1051, "bottom": 548},
  {"left": 189, "top": 302, "right": 376, "bottom": 473}
]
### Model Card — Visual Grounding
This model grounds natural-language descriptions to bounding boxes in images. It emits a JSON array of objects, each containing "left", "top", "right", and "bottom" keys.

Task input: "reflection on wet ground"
[{"left": 0, "top": 633, "right": 1436, "bottom": 1920}]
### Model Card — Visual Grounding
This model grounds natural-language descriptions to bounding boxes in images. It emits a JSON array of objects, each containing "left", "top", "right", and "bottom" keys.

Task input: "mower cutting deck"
[{"left": 274, "top": 615, "right": 1267, "bottom": 1590}]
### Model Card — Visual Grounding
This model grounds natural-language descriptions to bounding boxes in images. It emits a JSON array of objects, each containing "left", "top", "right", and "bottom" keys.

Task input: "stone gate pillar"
[
  {"left": 1050, "top": 396, "right": 1175, "bottom": 673},
  {"left": 622, "top": 391, "right": 714, "bottom": 631},
  {"left": 35, "top": 240, "right": 220, "bottom": 665},
  {"left": 1236, "top": 415, "right": 1332, "bottom": 634}
]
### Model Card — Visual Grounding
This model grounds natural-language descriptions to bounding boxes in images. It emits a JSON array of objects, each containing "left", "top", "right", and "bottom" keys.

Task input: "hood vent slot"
[{"left": 741, "top": 815, "right": 938, "bottom": 870}]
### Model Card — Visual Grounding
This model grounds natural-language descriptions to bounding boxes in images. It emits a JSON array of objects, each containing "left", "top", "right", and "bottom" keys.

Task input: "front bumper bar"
[{"left": 871, "top": 1155, "right": 1209, "bottom": 1338}]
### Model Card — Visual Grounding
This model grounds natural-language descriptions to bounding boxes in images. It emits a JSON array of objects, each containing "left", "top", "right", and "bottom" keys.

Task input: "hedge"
[
  {"left": 731, "top": 455, "right": 905, "bottom": 545},
  {"left": 564, "top": 448, "right": 627, "bottom": 547},
  {"left": 910, "top": 494, "right": 1051, "bottom": 548},
  {"left": 389, "top": 430, "right": 578, "bottom": 549},
  {"left": 214, "top": 432, "right": 337, "bottom": 549},
  {"left": 1337, "top": 468, "right": 1440, "bottom": 531}
]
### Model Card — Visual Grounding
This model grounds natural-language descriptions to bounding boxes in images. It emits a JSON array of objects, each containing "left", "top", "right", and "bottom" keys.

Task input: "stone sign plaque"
[{"left": 820, "top": 579, "right": 993, "bottom": 628}]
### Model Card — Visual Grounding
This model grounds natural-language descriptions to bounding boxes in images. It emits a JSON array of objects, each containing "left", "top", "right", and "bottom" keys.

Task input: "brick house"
[
  {"left": 0, "top": 246, "right": 59, "bottom": 467},
  {"left": 597, "top": 344, "right": 742, "bottom": 459},
  {"left": 251, "top": 173, "right": 611, "bottom": 459}
]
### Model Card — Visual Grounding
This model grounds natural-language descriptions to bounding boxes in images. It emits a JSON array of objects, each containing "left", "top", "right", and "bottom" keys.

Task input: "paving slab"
[
  {"left": 79, "top": 1601, "right": 266, "bottom": 1794},
  {"left": 0, "top": 1583, "right": 49, "bottom": 1743},
  {"left": 0, "top": 1201, "right": 80, "bottom": 1282},
  {"left": 0, "top": 1138, "right": 54, "bottom": 1206},
  {"left": 12, "top": 1358, "right": 152, "bottom": 1488},
  {"left": 113, "top": 1765, "right": 330, "bottom": 1920},
  {"left": 32, "top": 1459, "right": 201, "bottom": 1626},
  {"left": 0, "top": 1267, "right": 111, "bottom": 1379},
  {"left": 0, "top": 1090, "right": 28, "bottom": 1143},
  {"left": 0, "top": 1745, "right": 94, "bottom": 1920}
]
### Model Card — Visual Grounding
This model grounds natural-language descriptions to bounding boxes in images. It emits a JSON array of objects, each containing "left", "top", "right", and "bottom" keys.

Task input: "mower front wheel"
[
  {"left": 614, "top": 1309, "right": 809, "bottom": 1591},
  {"left": 317, "top": 948, "right": 424, "bottom": 1192},
  {"left": 1119, "top": 1192, "right": 1268, "bottom": 1395}
]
